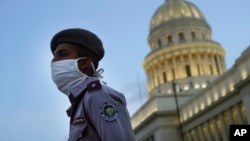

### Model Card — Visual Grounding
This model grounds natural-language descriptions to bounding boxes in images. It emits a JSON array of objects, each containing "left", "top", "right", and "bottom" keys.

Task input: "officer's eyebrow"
[{"left": 53, "top": 48, "right": 69, "bottom": 56}]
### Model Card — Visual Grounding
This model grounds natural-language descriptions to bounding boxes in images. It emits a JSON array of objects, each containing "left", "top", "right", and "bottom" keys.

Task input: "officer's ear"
[{"left": 78, "top": 57, "right": 92, "bottom": 72}]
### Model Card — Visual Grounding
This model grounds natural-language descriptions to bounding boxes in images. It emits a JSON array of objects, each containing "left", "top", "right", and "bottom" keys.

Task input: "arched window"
[
  {"left": 167, "top": 35, "right": 172, "bottom": 44},
  {"left": 191, "top": 31, "right": 196, "bottom": 39},
  {"left": 179, "top": 32, "right": 185, "bottom": 41},
  {"left": 157, "top": 39, "right": 161, "bottom": 47}
]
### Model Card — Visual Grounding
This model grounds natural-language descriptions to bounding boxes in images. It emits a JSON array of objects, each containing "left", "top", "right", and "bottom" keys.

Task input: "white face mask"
[{"left": 51, "top": 58, "right": 88, "bottom": 95}]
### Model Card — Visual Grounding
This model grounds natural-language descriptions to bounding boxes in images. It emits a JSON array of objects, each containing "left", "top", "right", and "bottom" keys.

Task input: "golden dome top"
[{"left": 150, "top": 0, "right": 206, "bottom": 31}]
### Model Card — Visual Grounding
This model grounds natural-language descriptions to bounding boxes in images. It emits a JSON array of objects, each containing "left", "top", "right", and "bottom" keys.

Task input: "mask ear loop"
[
  {"left": 75, "top": 57, "right": 88, "bottom": 73},
  {"left": 91, "top": 63, "right": 107, "bottom": 84}
]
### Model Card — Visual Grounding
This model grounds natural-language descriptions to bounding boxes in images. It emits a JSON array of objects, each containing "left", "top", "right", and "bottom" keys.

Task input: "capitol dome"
[{"left": 150, "top": 0, "right": 206, "bottom": 31}]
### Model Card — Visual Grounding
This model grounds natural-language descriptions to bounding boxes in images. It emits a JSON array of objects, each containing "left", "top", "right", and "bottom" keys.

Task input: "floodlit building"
[{"left": 131, "top": 0, "right": 250, "bottom": 141}]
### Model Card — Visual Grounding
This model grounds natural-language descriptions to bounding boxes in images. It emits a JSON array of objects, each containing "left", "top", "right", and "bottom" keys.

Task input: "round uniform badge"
[{"left": 100, "top": 102, "right": 118, "bottom": 121}]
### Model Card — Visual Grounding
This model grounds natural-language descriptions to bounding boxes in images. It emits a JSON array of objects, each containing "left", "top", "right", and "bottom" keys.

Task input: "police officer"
[{"left": 50, "top": 28, "right": 136, "bottom": 141}]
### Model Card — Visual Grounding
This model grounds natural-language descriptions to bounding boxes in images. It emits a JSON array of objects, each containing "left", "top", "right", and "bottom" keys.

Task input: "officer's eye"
[
  {"left": 58, "top": 52, "right": 68, "bottom": 57},
  {"left": 55, "top": 50, "right": 69, "bottom": 58}
]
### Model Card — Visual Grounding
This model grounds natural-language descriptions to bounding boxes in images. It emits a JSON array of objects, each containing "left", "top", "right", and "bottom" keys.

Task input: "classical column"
[
  {"left": 216, "top": 54, "right": 223, "bottom": 74},
  {"left": 153, "top": 65, "right": 158, "bottom": 86},
  {"left": 211, "top": 118, "right": 220, "bottom": 141},
  {"left": 146, "top": 70, "right": 151, "bottom": 91},
  {"left": 211, "top": 54, "right": 218, "bottom": 75},
  {"left": 149, "top": 67, "right": 155, "bottom": 90},
  {"left": 226, "top": 110, "right": 234, "bottom": 124},
  {"left": 219, "top": 114, "right": 229, "bottom": 141},
  {"left": 164, "top": 59, "right": 169, "bottom": 82},
  {"left": 158, "top": 63, "right": 163, "bottom": 84},
  {"left": 180, "top": 52, "right": 186, "bottom": 78},
  {"left": 205, "top": 122, "right": 212, "bottom": 141},
  {"left": 172, "top": 55, "right": 178, "bottom": 79},
  {"left": 185, "top": 132, "right": 192, "bottom": 141},
  {"left": 193, "top": 129, "right": 199, "bottom": 141},
  {"left": 198, "top": 126, "right": 205, "bottom": 141},
  {"left": 242, "top": 94, "right": 250, "bottom": 124},
  {"left": 151, "top": 66, "right": 156, "bottom": 88},
  {"left": 205, "top": 52, "right": 211, "bottom": 75},
  {"left": 197, "top": 52, "right": 203, "bottom": 75},
  {"left": 188, "top": 53, "right": 194, "bottom": 76},
  {"left": 235, "top": 104, "right": 244, "bottom": 124}
]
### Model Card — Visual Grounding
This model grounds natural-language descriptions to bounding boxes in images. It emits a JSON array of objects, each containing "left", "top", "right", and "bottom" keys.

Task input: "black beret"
[{"left": 50, "top": 28, "right": 105, "bottom": 61}]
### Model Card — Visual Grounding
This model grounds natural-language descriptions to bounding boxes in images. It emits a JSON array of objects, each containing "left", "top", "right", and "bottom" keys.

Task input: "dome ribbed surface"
[{"left": 150, "top": 0, "right": 206, "bottom": 31}]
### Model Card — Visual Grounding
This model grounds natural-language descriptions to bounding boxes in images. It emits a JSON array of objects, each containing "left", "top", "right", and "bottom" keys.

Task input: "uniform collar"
[
  {"left": 68, "top": 77, "right": 99, "bottom": 103},
  {"left": 66, "top": 77, "right": 101, "bottom": 117}
]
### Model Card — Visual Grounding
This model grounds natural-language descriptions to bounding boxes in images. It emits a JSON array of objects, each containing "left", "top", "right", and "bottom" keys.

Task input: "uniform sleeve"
[{"left": 84, "top": 89, "right": 136, "bottom": 141}]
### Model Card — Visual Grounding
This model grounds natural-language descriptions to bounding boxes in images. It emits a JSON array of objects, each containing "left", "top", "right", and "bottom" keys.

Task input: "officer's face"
[
  {"left": 51, "top": 43, "right": 79, "bottom": 62},
  {"left": 51, "top": 43, "right": 93, "bottom": 75}
]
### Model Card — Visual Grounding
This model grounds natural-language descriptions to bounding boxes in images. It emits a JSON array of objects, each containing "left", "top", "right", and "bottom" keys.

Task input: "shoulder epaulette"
[{"left": 87, "top": 80, "right": 102, "bottom": 92}]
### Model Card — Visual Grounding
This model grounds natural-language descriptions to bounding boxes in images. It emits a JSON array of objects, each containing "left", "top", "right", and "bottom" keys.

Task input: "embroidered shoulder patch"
[{"left": 100, "top": 102, "right": 118, "bottom": 121}]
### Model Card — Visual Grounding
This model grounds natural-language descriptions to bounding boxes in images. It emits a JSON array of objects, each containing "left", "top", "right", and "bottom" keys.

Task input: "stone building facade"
[{"left": 131, "top": 0, "right": 250, "bottom": 141}]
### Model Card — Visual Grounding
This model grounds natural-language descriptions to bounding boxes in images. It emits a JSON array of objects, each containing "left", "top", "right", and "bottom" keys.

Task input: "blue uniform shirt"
[{"left": 66, "top": 77, "right": 136, "bottom": 141}]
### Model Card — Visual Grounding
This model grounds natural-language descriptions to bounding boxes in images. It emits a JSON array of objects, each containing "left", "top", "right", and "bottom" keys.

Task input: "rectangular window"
[
  {"left": 185, "top": 65, "right": 192, "bottom": 77},
  {"left": 142, "top": 135, "right": 155, "bottom": 141},
  {"left": 172, "top": 68, "right": 175, "bottom": 80},
  {"left": 149, "top": 135, "right": 154, "bottom": 141},
  {"left": 210, "top": 65, "right": 213, "bottom": 75},
  {"left": 197, "top": 64, "right": 201, "bottom": 76},
  {"left": 163, "top": 71, "right": 167, "bottom": 83},
  {"left": 189, "top": 82, "right": 193, "bottom": 88}
]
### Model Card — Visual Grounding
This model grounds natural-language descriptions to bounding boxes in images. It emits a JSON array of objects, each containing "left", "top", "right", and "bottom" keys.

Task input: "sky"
[{"left": 0, "top": 0, "right": 250, "bottom": 140}]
